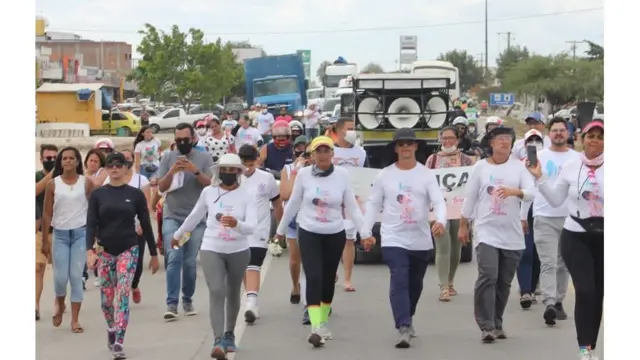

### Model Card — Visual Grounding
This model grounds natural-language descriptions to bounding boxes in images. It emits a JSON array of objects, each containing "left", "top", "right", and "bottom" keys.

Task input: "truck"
[
  {"left": 244, "top": 54, "right": 307, "bottom": 118},
  {"left": 323, "top": 57, "right": 358, "bottom": 99},
  {"left": 410, "top": 60, "right": 460, "bottom": 102}
]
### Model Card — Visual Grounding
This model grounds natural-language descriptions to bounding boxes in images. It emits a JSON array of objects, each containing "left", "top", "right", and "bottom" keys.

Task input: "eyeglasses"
[
  {"left": 396, "top": 140, "right": 415, "bottom": 147},
  {"left": 105, "top": 163, "right": 125, "bottom": 169},
  {"left": 550, "top": 129, "right": 567, "bottom": 134}
]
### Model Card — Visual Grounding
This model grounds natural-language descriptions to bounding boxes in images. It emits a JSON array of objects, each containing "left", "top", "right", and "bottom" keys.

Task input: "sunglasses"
[
  {"left": 105, "top": 163, "right": 125, "bottom": 169},
  {"left": 43, "top": 156, "right": 56, "bottom": 161},
  {"left": 101, "top": 148, "right": 114, "bottom": 153},
  {"left": 396, "top": 140, "right": 415, "bottom": 147},
  {"left": 302, "top": 152, "right": 311, "bottom": 158}
]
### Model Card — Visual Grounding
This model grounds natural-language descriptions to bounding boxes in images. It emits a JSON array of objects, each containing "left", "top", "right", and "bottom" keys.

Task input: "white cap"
[
  {"left": 95, "top": 138, "right": 114, "bottom": 149},
  {"left": 524, "top": 129, "right": 543, "bottom": 142},
  {"left": 486, "top": 116, "right": 503, "bottom": 125},
  {"left": 452, "top": 116, "right": 468, "bottom": 126}
]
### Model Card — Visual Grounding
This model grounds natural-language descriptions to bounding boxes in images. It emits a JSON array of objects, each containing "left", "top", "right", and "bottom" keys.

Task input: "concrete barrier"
[
  {"left": 35, "top": 133, "right": 174, "bottom": 152},
  {"left": 36, "top": 123, "right": 91, "bottom": 138}
]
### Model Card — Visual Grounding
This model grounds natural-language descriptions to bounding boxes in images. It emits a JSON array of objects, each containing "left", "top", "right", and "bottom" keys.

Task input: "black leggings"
[
  {"left": 132, "top": 236, "right": 146, "bottom": 289},
  {"left": 560, "top": 229, "right": 604, "bottom": 349},
  {"left": 298, "top": 227, "right": 346, "bottom": 307}
]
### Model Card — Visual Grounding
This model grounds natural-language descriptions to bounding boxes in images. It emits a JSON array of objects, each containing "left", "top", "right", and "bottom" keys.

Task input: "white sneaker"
[
  {"left": 268, "top": 242, "right": 282, "bottom": 257},
  {"left": 244, "top": 305, "right": 260, "bottom": 324},
  {"left": 316, "top": 322, "right": 333, "bottom": 340},
  {"left": 579, "top": 349, "right": 597, "bottom": 360},
  {"left": 307, "top": 329, "right": 326, "bottom": 348}
]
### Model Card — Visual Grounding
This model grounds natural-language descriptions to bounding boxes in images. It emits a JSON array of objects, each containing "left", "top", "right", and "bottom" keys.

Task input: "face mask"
[
  {"left": 294, "top": 150, "right": 304, "bottom": 158},
  {"left": 344, "top": 130, "right": 357, "bottom": 144},
  {"left": 441, "top": 146, "right": 457, "bottom": 154},
  {"left": 197, "top": 128, "right": 207, "bottom": 136},
  {"left": 468, "top": 126, "right": 476, "bottom": 133},
  {"left": 42, "top": 159, "right": 55, "bottom": 172},
  {"left": 176, "top": 142, "right": 192, "bottom": 155},
  {"left": 262, "top": 109, "right": 268, "bottom": 114},
  {"left": 219, "top": 172, "right": 237, "bottom": 186},
  {"left": 527, "top": 141, "right": 543, "bottom": 152},
  {"left": 274, "top": 138, "right": 289, "bottom": 148}
]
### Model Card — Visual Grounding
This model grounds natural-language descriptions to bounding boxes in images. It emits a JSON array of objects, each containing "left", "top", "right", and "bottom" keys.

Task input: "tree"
[
  {"left": 127, "top": 24, "right": 243, "bottom": 108},
  {"left": 316, "top": 60, "right": 332, "bottom": 85},
  {"left": 495, "top": 45, "right": 530, "bottom": 82},
  {"left": 437, "top": 50, "right": 484, "bottom": 91},
  {"left": 361, "top": 63, "right": 384, "bottom": 73},
  {"left": 584, "top": 40, "right": 604, "bottom": 61}
]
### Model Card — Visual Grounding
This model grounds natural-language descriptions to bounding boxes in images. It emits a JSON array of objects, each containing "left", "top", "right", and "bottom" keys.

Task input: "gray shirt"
[{"left": 158, "top": 150, "right": 214, "bottom": 222}]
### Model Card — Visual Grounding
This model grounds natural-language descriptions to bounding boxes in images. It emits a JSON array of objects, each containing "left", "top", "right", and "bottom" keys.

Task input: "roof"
[{"left": 37, "top": 83, "right": 105, "bottom": 93}]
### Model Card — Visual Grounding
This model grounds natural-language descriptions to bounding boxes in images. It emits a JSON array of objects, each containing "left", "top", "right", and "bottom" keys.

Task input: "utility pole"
[
  {"left": 476, "top": 53, "right": 485, "bottom": 67},
  {"left": 566, "top": 40, "right": 587, "bottom": 61},
  {"left": 498, "top": 32, "right": 514, "bottom": 50},
  {"left": 484, "top": 0, "right": 489, "bottom": 85}
]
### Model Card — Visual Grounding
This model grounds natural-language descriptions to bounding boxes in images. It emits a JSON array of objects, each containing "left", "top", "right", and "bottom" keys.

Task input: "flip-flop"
[
  {"left": 344, "top": 285, "right": 356, "bottom": 292},
  {"left": 52, "top": 305, "right": 65, "bottom": 327},
  {"left": 36, "top": 310, "right": 40, "bottom": 321},
  {"left": 71, "top": 323, "right": 84, "bottom": 333}
]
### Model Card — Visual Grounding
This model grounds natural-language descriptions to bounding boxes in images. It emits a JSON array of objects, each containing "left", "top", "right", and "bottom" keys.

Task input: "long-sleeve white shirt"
[
  {"left": 276, "top": 166, "right": 365, "bottom": 236},
  {"left": 362, "top": 163, "right": 446, "bottom": 251},
  {"left": 520, "top": 148, "right": 580, "bottom": 220},
  {"left": 536, "top": 158, "right": 604, "bottom": 233},
  {"left": 173, "top": 185, "right": 257, "bottom": 254},
  {"left": 461, "top": 158, "right": 535, "bottom": 250}
]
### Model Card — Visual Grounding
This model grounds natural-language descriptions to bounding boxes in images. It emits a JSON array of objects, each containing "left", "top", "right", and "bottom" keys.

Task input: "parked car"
[
  {"left": 149, "top": 108, "right": 211, "bottom": 133},
  {"left": 101, "top": 111, "right": 142, "bottom": 136}
]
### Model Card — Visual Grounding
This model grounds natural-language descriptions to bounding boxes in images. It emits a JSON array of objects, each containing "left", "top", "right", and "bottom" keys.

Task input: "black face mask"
[
  {"left": 42, "top": 160, "right": 55, "bottom": 172},
  {"left": 294, "top": 150, "right": 304, "bottom": 158},
  {"left": 219, "top": 172, "right": 237, "bottom": 186},
  {"left": 176, "top": 142, "right": 192, "bottom": 155}
]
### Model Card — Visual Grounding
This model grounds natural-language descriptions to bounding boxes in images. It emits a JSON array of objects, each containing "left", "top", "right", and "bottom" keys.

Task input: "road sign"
[
  {"left": 489, "top": 93, "right": 515, "bottom": 106},
  {"left": 400, "top": 36, "right": 417, "bottom": 50},
  {"left": 296, "top": 49, "right": 311, "bottom": 80}
]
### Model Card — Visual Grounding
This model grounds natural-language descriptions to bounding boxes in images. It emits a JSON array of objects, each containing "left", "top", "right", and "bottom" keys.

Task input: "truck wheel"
[{"left": 150, "top": 124, "right": 161, "bottom": 133}]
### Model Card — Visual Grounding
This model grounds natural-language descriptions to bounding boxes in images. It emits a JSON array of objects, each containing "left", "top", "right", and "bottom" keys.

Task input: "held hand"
[
  {"left": 525, "top": 159, "right": 543, "bottom": 179},
  {"left": 458, "top": 226, "right": 470, "bottom": 245},
  {"left": 431, "top": 222, "right": 446, "bottom": 237},
  {"left": 148, "top": 256, "right": 160, "bottom": 274},
  {"left": 274, "top": 234, "right": 285, "bottom": 243},
  {"left": 521, "top": 220, "right": 529, "bottom": 234},
  {"left": 221, "top": 216, "right": 238, "bottom": 228},
  {"left": 135, "top": 225, "right": 143, "bottom": 236},
  {"left": 170, "top": 238, "right": 180, "bottom": 249},
  {"left": 169, "top": 162, "right": 183, "bottom": 174},
  {"left": 87, "top": 251, "right": 98, "bottom": 270},
  {"left": 361, "top": 236, "right": 376, "bottom": 251},
  {"left": 495, "top": 187, "right": 521, "bottom": 199}
]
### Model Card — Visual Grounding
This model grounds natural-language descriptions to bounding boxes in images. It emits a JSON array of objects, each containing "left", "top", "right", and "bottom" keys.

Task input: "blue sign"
[{"left": 489, "top": 93, "right": 515, "bottom": 106}]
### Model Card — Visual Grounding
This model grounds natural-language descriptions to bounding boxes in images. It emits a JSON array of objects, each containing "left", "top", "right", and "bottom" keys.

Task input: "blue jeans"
[
  {"left": 162, "top": 218, "right": 206, "bottom": 306},
  {"left": 139, "top": 164, "right": 158, "bottom": 179},
  {"left": 52, "top": 227, "right": 87, "bottom": 303},
  {"left": 305, "top": 128, "right": 318, "bottom": 141},
  {"left": 517, "top": 208, "right": 540, "bottom": 295}
]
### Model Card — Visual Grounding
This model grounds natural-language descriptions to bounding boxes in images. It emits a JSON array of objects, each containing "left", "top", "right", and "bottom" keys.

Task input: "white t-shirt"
[
  {"left": 303, "top": 109, "right": 319, "bottom": 129},
  {"left": 242, "top": 169, "right": 280, "bottom": 248},
  {"left": 173, "top": 185, "right": 257, "bottom": 254},
  {"left": 257, "top": 112, "right": 275, "bottom": 135},
  {"left": 362, "top": 163, "right": 446, "bottom": 251},
  {"left": 520, "top": 148, "right": 580, "bottom": 219},
  {"left": 276, "top": 166, "right": 364, "bottom": 236},
  {"left": 511, "top": 136, "right": 552, "bottom": 161},
  {"left": 332, "top": 145, "right": 367, "bottom": 168},
  {"left": 134, "top": 139, "right": 162, "bottom": 167},
  {"left": 461, "top": 159, "right": 535, "bottom": 250},
  {"left": 537, "top": 158, "right": 604, "bottom": 233},
  {"left": 235, "top": 127, "right": 264, "bottom": 150},
  {"left": 222, "top": 119, "right": 238, "bottom": 132},
  {"left": 204, "top": 134, "right": 235, "bottom": 159}
]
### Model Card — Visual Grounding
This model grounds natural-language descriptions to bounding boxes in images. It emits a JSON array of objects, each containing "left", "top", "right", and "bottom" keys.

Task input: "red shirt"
[{"left": 275, "top": 115, "right": 292, "bottom": 123}]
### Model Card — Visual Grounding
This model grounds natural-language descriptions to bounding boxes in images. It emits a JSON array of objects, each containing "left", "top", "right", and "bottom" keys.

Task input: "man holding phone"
[
  {"left": 157, "top": 122, "right": 215, "bottom": 321},
  {"left": 511, "top": 112, "right": 551, "bottom": 161}
]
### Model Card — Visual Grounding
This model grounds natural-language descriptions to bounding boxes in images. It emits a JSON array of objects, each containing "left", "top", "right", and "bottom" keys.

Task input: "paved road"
[{"left": 36, "top": 246, "right": 603, "bottom": 360}]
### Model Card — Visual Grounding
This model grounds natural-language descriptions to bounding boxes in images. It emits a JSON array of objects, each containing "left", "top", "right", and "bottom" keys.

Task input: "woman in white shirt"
[
  {"left": 275, "top": 136, "right": 373, "bottom": 348},
  {"left": 526, "top": 120, "right": 604, "bottom": 360},
  {"left": 170, "top": 153, "right": 256, "bottom": 360},
  {"left": 42, "top": 146, "right": 95, "bottom": 334},
  {"left": 134, "top": 126, "right": 163, "bottom": 180},
  {"left": 459, "top": 127, "right": 535, "bottom": 343}
]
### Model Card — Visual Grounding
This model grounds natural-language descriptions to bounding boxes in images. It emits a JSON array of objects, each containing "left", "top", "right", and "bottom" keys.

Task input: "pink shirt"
[{"left": 275, "top": 115, "right": 292, "bottom": 123}]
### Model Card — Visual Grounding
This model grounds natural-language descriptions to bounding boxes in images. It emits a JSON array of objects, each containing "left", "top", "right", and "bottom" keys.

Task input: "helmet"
[
  {"left": 467, "top": 118, "right": 477, "bottom": 125},
  {"left": 452, "top": 116, "right": 468, "bottom": 127},
  {"left": 271, "top": 120, "right": 292, "bottom": 136},
  {"left": 95, "top": 138, "right": 114, "bottom": 150},
  {"left": 486, "top": 116, "right": 503, "bottom": 126},
  {"left": 523, "top": 112, "right": 545, "bottom": 124},
  {"left": 289, "top": 120, "right": 303, "bottom": 131}
]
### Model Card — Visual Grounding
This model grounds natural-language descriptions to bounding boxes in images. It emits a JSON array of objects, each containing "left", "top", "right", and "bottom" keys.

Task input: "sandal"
[
  {"left": 52, "top": 304, "right": 65, "bottom": 327},
  {"left": 448, "top": 285, "right": 458, "bottom": 296},
  {"left": 344, "top": 284, "right": 356, "bottom": 292},
  {"left": 439, "top": 288, "right": 450, "bottom": 302},
  {"left": 71, "top": 322, "right": 84, "bottom": 333},
  {"left": 290, "top": 292, "right": 301, "bottom": 304}
]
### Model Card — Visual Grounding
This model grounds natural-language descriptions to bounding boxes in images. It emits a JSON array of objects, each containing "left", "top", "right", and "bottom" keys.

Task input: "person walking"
[
  {"left": 526, "top": 120, "right": 604, "bottom": 360},
  {"left": 303, "top": 103, "right": 320, "bottom": 140},
  {"left": 204, "top": 118, "right": 237, "bottom": 162},
  {"left": 459, "top": 127, "right": 535, "bottom": 343},
  {"left": 426, "top": 126, "right": 475, "bottom": 302},
  {"left": 157, "top": 123, "right": 215, "bottom": 321},
  {"left": 256, "top": 104, "right": 275, "bottom": 143},
  {"left": 133, "top": 125, "right": 162, "bottom": 179},
  {"left": 521, "top": 118, "right": 579, "bottom": 325},
  {"left": 360, "top": 128, "right": 447, "bottom": 348},
  {"left": 170, "top": 153, "right": 257, "bottom": 359},
  {"left": 274, "top": 136, "right": 374, "bottom": 348},
  {"left": 86, "top": 152, "right": 160, "bottom": 360},
  {"left": 42, "top": 146, "right": 95, "bottom": 333},
  {"left": 83, "top": 148, "right": 107, "bottom": 286}
]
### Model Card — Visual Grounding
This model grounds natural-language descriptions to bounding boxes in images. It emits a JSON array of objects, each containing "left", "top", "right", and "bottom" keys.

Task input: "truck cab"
[
  {"left": 253, "top": 75, "right": 303, "bottom": 117},
  {"left": 323, "top": 62, "right": 358, "bottom": 99}
]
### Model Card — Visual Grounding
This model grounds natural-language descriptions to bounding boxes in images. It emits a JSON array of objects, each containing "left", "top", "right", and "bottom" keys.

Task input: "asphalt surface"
[{"left": 36, "top": 245, "right": 603, "bottom": 360}]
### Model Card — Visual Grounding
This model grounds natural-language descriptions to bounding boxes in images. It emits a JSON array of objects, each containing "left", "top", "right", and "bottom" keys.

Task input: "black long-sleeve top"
[{"left": 86, "top": 184, "right": 157, "bottom": 256}]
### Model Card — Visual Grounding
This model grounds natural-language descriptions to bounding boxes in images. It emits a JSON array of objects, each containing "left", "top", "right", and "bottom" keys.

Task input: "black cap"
[
  {"left": 105, "top": 151, "right": 127, "bottom": 164},
  {"left": 392, "top": 128, "right": 417, "bottom": 142},
  {"left": 238, "top": 144, "right": 259, "bottom": 160}
]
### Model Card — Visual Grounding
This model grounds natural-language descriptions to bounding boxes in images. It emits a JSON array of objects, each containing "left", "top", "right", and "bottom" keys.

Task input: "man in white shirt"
[
  {"left": 235, "top": 115, "right": 264, "bottom": 150},
  {"left": 520, "top": 117, "right": 579, "bottom": 326},
  {"left": 221, "top": 112, "right": 238, "bottom": 133},
  {"left": 256, "top": 104, "right": 275, "bottom": 143},
  {"left": 303, "top": 103, "right": 320, "bottom": 140},
  {"left": 360, "top": 128, "right": 447, "bottom": 349},
  {"left": 238, "top": 144, "right": 283, "bottom": 324},
  {"left": 331, "top": 118, "right": 367, "bottom": 292},
  {"left": 511, "top": 112, "right": 551, "bottom": 161}
]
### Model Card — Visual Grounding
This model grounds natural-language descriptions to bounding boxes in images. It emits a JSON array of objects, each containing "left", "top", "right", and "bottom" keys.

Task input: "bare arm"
[
  {"left": 279, "top": 165, "right": 296, "bottom": 201},
  {"left": 41, "top": 180, "right": 55, "bottom": 245},
  {"left": 92, "top": 170, "right": 108, "bottom": 187},
  {"left": 36, "top": 171, "right": 52, "bottom": 197},
  {"left": 258, "top": 146, "right": 267, "bottom": 167}
]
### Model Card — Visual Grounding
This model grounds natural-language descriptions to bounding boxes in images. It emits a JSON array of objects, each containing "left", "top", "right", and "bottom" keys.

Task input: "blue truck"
[{"left": 244, "top": 54, "right": 307, "bottom": 118}]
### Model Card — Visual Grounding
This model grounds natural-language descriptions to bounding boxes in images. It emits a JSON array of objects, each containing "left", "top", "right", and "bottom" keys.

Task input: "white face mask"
[
  {"left": 262, "top": 109, "right": 268, "bottom": 114},
  {"left": 441, "top": 146, "right": 458, "bottom": 153},
  {"left": 196, "top": 128, "right": 207, "bottom": 136},
  {"left": 468, "top": 126, "right": 476, "bottom": 133},
  {"left": 526, "top": 141, "right": 543, "bottom": 151},
  {"left": 344, "top": 130, "right": 357, "bottom": 144}
]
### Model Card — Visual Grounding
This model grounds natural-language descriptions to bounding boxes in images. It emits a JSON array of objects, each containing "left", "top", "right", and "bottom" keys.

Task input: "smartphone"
[
  {"left": 526, "top": 145, "right": 538, "bottom": 167},
  {"left": 177, "top": 155, "right": 187, "bottom": 161}
]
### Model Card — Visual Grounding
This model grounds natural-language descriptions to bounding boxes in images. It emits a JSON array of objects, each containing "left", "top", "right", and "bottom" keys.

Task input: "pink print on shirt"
[
  {"left": 581, "top": 170, "right": 603, "bottom": 217},
  {"left": 312, "top": 187, "right": 330, "bottom": 223},
  {"left": 396, "top": 183, "right": 417, "bottom": 224},
  {"left": 486, "top": 175, "right": 506, "bottom": 215},
  {"left": 215, "top": 201, "right": 236, "bottom": 241}
]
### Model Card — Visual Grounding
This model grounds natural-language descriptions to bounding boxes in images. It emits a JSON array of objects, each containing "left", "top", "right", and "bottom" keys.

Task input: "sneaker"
[
  {"left": 302, "top": 307, "right": 310, "bottom": 325},
  {"left": 94, "top": 278, "right": 101, "bottom": 287},
  {"left": 244, "top": 306, "right": 260, "bottom": 324},
  {"left": 520, "top": 294, "right": 533, "bottom": 309},
  {"left": 493, "top": 329, "right": 507, "bottom": 339},
  {"left": 211, "top": 338, "right": 227, "bottom": 359},
  {"left": 132, "top": 288, "right": 141, "bottom": 304},
  {"left": 408, "top": 324, "right": 416, "bottom": 338},
  {"left": 163, "top": 305, "right": 179, "bottom": 321},
  {"left": 223, "top": 331, "right": 237, "bottom": 352},
  {"left": 316, "top": 322, "right": 333, "bottom": 340},
  {"left": 481, "top": 330, "right": 496, "bottom": 343},
  {"left": 555, "top": 302, "right": 568, "bottom": 320},
  {"left": 111, "top": 343, "right": 126, "bottom": 360},
  {"left": 329, "top": 307, "right": 333, "bottom": 317},
  {"left": 543, "top": 304, "right": 557, "bottom": 326},
  {"left": 579, "top": 348, "right": 597, "bottom": 360},
  {"left": 308, "top": 328, "right": 326, "bottom": 348},
  {"left": 531, "top": 293, "right": 538, "bottom": 304},
  {"left": 395, "top": 326, "right": 411, "bottom": 348},
  {"left": 107, "top": 329, "right": 116, "bottom": 350},
  {"left": 183, "top": 302, "right": 197, "bottom": 316}
]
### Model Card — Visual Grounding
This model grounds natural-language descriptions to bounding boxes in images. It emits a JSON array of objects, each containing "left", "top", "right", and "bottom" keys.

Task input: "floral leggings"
[{"left": 98, "top": 246, "right": 139, "bottom": 345}]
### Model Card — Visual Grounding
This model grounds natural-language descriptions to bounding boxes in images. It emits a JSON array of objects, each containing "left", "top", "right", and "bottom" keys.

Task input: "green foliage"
[
  {"left": 316, "top": 60, "right": 332, "bottom": 84},
  {"left": 584, "top": 40, "right": 604, "bottom": 61},
  {"left": 436, "top": 50, "right": 484, "bottom": 91},
  {"left": 127, "top": 24, "right": 243, "bottom": 108},
  {"left": 361, "top": 63, "right": 384, "bottom": 73},
  {"left": 495, "top": 45, "right": 530, "bottom": 81},
  {"left": 501, "top": 54, "right": 603, "bottom": 107}
]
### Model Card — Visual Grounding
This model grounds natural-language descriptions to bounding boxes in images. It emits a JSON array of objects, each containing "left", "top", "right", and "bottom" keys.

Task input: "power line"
[{"left": 47, "top": 7, "right": 603, "bottom": 37}]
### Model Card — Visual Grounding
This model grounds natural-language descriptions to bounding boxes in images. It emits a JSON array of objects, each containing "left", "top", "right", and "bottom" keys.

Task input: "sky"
[{"left": 36, "top": 0, "right": 603, "bottom": 76}]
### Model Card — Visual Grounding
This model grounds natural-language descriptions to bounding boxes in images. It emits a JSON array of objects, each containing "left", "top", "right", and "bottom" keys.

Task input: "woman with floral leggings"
[{"left": 86, "top": 152, "right": 160, "bottom": 360}]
